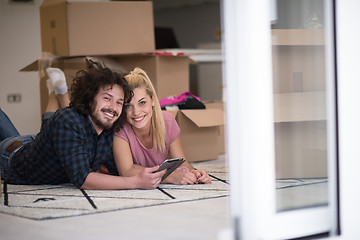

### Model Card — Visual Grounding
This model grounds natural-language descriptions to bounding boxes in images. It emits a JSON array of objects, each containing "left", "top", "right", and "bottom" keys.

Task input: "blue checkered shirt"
[{"left": 7, "top": 107, "right": 118, "bottom": 188}]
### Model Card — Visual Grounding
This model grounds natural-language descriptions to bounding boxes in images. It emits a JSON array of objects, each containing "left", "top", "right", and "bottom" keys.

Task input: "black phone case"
[{"left": 155, "top": 158, "right": 185, "bottom": 181}]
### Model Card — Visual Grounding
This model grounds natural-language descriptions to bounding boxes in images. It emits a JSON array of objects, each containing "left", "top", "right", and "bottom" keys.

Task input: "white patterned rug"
[
  {"left": 0, "top": 162, "right": 229, "bottom": 220},
  {"left": 0, "top": 158, "right": 328, "bottom": 220}
]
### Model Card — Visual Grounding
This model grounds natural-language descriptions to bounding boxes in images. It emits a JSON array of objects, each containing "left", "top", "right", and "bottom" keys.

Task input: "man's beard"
[{"left": 90, "top": 107, "right": 119, "bottom": 131}]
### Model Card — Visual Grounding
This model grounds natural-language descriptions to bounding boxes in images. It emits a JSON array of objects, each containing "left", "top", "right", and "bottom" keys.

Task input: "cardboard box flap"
[
  {"left": 20, "top": 56, "right": 127, "bottom": 73},
  {"left": 180, "top": 109, "right": 224, "bottom": 127},
  {"left": 20, "top": 56, "right": 81, "bottom": 72},
  {"left": 20, "top": 60, "right": 39, "bottom": 71}
]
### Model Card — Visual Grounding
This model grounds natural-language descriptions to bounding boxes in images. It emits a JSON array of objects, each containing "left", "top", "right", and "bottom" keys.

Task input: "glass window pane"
[{"left": 271, "top": 0, "right": 329, "bottom": 212}]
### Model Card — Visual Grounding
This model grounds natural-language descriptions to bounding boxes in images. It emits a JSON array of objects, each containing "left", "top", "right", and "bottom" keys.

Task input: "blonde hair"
[{"left": 125, "top": 67, "right": 166, "bottom": 152}]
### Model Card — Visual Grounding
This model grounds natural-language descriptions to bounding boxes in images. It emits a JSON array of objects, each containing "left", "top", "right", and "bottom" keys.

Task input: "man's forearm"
[
  {"left": 120, "top": 164, "right": 145, "bottom": 177},
  {"left": 80, "top": 172, "right": 139, "bottom": 190}
]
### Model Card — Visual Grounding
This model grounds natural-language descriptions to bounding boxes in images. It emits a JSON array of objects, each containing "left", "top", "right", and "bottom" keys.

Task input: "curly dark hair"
[{"left": 69, "top": 60, "right": 133, "bottom": 131}]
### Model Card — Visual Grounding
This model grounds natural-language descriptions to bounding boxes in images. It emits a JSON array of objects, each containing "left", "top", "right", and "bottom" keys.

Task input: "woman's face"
[{"left": 124, "top": 86, "right": 154, "bottom": 131}]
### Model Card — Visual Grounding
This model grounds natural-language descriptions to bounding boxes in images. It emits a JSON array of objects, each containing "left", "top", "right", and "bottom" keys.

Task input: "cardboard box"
[
  {"left": 40, "top": 0, "right": 155, "bottom": 56},
  {"left": 114, "top": 54, "right": 191, "bottom": 99},
  {"left": 204, "top": 101, "right": 226, "bottom": 155},
  {"left": 21, "top": 56, "right": 128, "bottom": 114},
  {"left": 169, "top": 109, "right": 224, "bottom": 162}
]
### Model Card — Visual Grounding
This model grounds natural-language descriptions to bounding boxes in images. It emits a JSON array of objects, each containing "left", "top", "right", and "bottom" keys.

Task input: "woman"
[{"left": 113, "top": 67, "right": 212, "bottom": 184}]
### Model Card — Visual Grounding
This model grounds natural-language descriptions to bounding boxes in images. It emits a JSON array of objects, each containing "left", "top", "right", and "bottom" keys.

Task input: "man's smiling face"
[{"left": 89, "top": 84, "right": 124, "bottom": 134}]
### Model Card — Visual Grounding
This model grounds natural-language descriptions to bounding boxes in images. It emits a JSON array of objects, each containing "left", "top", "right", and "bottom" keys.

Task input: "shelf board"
[
  {"left": 272, "top": 29, "right": 325, "bottom": 46},
  {"left": 274, "top": 91, "right": 326, "bottom": 123},
  {"left": 158, "top": 48, "right": 223, "bottom": 63}
]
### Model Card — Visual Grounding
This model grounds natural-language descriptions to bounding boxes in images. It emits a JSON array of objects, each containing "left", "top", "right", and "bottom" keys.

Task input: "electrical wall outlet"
[{"left": 7, "top": 94, "right": 22, "bottom": 103}]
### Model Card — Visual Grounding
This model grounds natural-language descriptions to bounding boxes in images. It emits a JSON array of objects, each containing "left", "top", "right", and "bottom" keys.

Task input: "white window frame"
[
  {"left": 336, "top": 0, "right": 360, "bottom": 239},
  {"left": 221, "top": 0, "right": 341, "bottom": 238}
]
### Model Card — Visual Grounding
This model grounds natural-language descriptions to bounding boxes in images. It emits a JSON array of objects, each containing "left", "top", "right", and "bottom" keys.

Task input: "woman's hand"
[
  {"left": 162, "top": 166, "right": 199, "bottom": 185},
  {"left": 191, "top": 169, "right": 212, "bottom": 184}
]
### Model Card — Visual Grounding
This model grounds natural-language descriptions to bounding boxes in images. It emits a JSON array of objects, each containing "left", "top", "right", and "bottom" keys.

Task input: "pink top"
[{"left": 114, "top": 111, "right": 180, "bottom": 167}]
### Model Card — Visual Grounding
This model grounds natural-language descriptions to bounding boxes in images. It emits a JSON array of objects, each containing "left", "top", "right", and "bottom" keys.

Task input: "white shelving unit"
[
  {"left": 272, "top": 29, "right": 326, "bottom": 123},
  {"left": 274, "top": 91, "right": 326, "bottom": 123},
  {"left": 272, "top": 29, "right": 328, "bottom": 179},
  {"left": 272, "top": 29, "right": 324, "bottom": 46}
]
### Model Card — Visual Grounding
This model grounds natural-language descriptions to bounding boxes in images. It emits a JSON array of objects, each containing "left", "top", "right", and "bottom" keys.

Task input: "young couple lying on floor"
[{"left": 0, "top": 61, "right": 211, "bottom": 190}]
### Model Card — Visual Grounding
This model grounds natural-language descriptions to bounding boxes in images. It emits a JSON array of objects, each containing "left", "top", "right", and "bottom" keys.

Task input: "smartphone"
[{"left": 154, "top": 158, "right": 185, "bottom": 181}]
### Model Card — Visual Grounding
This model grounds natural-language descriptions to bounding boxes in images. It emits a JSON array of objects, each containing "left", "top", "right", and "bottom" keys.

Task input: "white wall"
[{"left": 0, "top": 0, "right": 42, "bottom": 134}]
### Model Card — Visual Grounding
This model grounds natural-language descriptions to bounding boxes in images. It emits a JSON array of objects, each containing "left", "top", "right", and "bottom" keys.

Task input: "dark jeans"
[{"left": 0, "top": 108, "right": 20, "bottom": 141}]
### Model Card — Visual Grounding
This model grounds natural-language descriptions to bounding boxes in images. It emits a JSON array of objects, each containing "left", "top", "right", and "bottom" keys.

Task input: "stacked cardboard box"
[
  {"left": 114, "top": 54, "right": 191, "bottom": 100},
  {"left": 39, "top": 0, "right": 155, "bottom": 56},
  {"left": 22, "top": 0, "right": 225, "bottom": 162}
]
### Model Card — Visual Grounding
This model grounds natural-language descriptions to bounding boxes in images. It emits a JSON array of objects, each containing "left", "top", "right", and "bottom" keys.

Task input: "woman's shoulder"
[
  {"left": 162, "top": 110, "right": 176, "bottom": 121},
  {"left": 162, "top": 110, "right": 180, "bottom": 135},
  {"left": 114, "top": 121, "right": 132, "bottom": 137}
]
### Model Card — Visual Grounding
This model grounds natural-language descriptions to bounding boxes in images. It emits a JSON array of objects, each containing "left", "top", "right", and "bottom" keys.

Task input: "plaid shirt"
[{"left": 7, "top": 107, "right": 118, "bottom": 188}]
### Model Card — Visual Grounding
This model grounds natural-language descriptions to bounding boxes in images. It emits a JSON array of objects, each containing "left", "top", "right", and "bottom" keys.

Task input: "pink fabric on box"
[
  {"left": 159, "top": 91, "right": 201, "bottom": 106},
  {"left": 114, "top": 111, "right": 180, "bottom": 167}
]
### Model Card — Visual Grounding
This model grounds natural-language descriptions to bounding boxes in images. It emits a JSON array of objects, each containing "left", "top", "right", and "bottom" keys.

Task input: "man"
[{"left": 0, "top": 61, "right": 164, "bottom": 190}]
